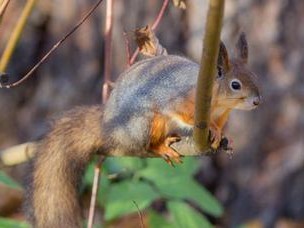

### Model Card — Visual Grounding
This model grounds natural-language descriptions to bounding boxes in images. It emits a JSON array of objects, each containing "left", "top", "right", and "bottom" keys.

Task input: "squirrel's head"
[{"left": 215, "top": 33, "right": 261, "bottom": 110}]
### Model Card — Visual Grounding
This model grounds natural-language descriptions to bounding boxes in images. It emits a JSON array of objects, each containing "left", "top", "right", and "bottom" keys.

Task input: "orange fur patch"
[
  {"left": 149, "top": 112, "right": 168, "bottom": 146},
  {"left": 170, "top": 89, "right": 195, "bottom": 125}
]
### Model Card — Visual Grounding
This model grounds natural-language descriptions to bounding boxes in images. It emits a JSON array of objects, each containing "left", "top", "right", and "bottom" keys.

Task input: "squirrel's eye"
[
  {"left": 217, "top": 67, "right": 223, "bottom": 78},
  {"left": 230, "top": 79, "right": 242, "bottom": 91}
]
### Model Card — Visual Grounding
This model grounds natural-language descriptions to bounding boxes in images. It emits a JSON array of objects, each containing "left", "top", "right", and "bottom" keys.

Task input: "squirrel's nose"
[{"left": 253, "top": 96, "right": 262, "bottom": 106}]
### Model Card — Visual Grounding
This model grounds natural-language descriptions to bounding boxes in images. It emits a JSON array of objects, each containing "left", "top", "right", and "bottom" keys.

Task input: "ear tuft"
[
  {"left": 217, "top": 41, "right": 230, "bottom": 73},
  {"left": 236, "top": 32, "right": 248, "bottom": 63}
]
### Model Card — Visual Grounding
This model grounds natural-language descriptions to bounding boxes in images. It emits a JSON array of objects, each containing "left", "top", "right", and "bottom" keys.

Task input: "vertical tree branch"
[
  {"left": 193, "top": 0, "right": 225, "bottom": 151},
  {"left": 0, "top": 0, "right": 37, "bottom": 72},
  {"left": 102, "top": 0, "right": 114, "bottom": 104},
  {"left": 88, "top": 1, "right": 114, "bottom": 227}
]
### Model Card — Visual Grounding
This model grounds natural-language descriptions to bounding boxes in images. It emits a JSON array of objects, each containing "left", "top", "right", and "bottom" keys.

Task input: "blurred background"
[{"left": 0, "top": 0, "right": 303, "bottom": 227}]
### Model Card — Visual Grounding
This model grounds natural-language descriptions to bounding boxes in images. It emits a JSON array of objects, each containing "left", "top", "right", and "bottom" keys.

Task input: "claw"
[
  {"left": 148, "top": 134, "right": 183, "bottom": 166},
  {"left": 219, "top": 137, "right": 234, "bottom": 158},
  {"left": 150, "top": 136, "right": 183, "bottom": 166},
  {"left": 209, "top": 127, "right": 222, "bottom": 149},
  {"left": 161, "top": 154, "right": 173, "bottom": 166},
  {"left": 165, "top": 136, "right": 182, "bottom": 146}
]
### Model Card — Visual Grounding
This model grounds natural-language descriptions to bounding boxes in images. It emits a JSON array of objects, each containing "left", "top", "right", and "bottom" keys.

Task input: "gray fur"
[{"left": 102, "top": 55, "right": 199, "bottom": 156}]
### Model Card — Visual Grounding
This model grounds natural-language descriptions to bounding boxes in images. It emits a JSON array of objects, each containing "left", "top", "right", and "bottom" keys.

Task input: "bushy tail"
[{"left": 25, "top": 106, "right": 103, "bottom": 228}]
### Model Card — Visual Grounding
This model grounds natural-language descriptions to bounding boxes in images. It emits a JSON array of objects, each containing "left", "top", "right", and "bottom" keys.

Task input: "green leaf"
[
  {"left": 148, "top": 210, "right": 171, "bottom": 228},
  {"left": 83, "top": 162, "right": 97, "bottom": 186},
  {"left": 185, "top": 180, "right": 223, "bottom": 217},
  {"left": 0, "top": 217, "right": 29, "bottom": 228},
  {"left": 160, "top": 179, "right": 222, "bottom": 217},
  {"left": 138, "top": 165, "right": 223, "bottom": 217},
  {"left": 97, "top": 175, "right": 110, "bottom": 206},
  {"left": 0, "top": 171, "right": 22, "bottom": 190},
  {"left": 105, "top": 180, "right": 160, "bottom": 220},
  {"left": 138, "top": 157, "right": 199, "bottom": 183},
  {"left": 104, "top": 157, "right": 144, "bottom": 174},
  {"left": 168, "top": 201, "right": 213, "bottom": 228}
]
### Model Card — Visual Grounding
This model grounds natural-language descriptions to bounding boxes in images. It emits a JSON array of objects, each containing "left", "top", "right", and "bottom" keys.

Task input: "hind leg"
[{"left": 148, "top": 113, "right": 183, "bottom": 165}]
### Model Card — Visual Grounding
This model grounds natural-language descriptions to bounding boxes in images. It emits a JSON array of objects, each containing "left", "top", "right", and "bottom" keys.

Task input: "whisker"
[{"left": 214, "top": 97, "right": 245, "bottom": 101}]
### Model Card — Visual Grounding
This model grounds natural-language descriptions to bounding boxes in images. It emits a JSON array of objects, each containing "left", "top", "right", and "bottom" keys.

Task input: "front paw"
[{"left": 209, "top": 127, "right": 222, "bottom": 149}]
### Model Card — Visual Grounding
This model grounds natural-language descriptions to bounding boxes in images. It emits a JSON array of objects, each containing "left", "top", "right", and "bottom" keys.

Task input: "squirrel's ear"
[
  {"left": 236, "top": 32, "right": 248, "bottom": 63},
  {"left": 217, "top": 41, "right": 231, "bottom": 73}
]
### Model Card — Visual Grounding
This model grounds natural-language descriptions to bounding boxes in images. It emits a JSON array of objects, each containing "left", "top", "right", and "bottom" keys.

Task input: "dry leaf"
[
  {"left": 134, "top": 25, "right": 167, "bottom": 57},
  {"left": 135, "top": 26, "right": 157, "bottom": 56},
  {"left": 172, "top": 0, "right": 187, "bottom": 10}
]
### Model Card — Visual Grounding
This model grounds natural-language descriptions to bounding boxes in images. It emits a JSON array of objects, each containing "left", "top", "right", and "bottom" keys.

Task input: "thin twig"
[
  {"left": 132, "top": 200, "right": 145, "bottom": 228},
  {"left": 0, "top": 142, "right": 36, "bottom": 166},
  {"left": 0, "top": 0, "right": 37, "bottom": 73},
  {"left": 89, "top": 0, "right": 114, "bottom": 226},
  {"left": 151, "top": 0, "right": 170, "bottom": 30},
  {"left": 0, "top": 0, "right": 104, "bottom": 88},
  {"left": 129, "top": 48, "right": 139, "bottom": 65},
  {"left": 0, "top": 0, "right": 11, "bottom": 24},
  {"left": 102, "top": 0, "right": 114, "bottom": 103},
  {"left": 123, "top": 31, "right": 131, "bottom": 67},
  {"left": 129, "top": 0, "right": 170, "bottom": 65},
  {"left": 87, "top": 156, "right": 106, "bottom": 228},
  {"left": 193, "top": 0, "right": 225, "bottom": 151}
]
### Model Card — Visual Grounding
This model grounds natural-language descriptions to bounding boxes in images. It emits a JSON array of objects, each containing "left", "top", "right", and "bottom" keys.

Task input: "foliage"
[
  {"left": 168, "top": 201, "right": 213, "bottom": 228},
  {"left": 0, "top": 217, "right": 29, "bottom": 228},
  {"left": 84, "top": 157, "right": 224, "bottom": 227},
  {"left": 0, "top": 171, "right": 22, "bottom": 190}
]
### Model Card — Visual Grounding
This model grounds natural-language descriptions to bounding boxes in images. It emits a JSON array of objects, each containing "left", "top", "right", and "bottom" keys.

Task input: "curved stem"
[
  {"left": 129, "top": 0, "right": 170, "bottom": 65},
  {"left": 0, "top": 0, "right": 104, "bottom": 88}
]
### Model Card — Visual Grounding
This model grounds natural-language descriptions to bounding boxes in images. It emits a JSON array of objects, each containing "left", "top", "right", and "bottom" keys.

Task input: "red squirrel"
[{"left": 26, "top": 33, "right": 260, "bottom": 227}]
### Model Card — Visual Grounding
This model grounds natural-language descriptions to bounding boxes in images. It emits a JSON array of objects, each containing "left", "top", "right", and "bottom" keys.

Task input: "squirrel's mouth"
[{"left": 235, "top": 96, "right": 261, "bottom": 110}]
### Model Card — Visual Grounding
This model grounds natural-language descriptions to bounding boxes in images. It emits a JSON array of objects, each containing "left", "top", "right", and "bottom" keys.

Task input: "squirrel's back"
[{"left": 102, "top": 55, "right": 199, "bottom": 156}]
